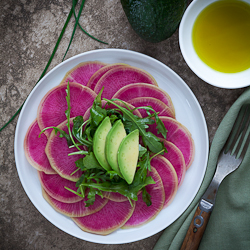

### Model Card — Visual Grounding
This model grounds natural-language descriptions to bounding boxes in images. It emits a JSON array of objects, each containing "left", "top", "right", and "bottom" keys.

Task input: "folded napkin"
[{"left": 154, "top": 87, "right": 250, "bottom": 250}]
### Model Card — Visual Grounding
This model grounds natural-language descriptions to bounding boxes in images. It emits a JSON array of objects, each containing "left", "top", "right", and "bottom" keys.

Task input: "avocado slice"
[
  {"left": 121, "top": 0, "right": 187, "bottom": 43},
  {"left": 93, "top": 116, "right": 112, "bottom": 171},
  {"left": 106, "top": 120, "right": 127, "bottom": 175},
  {"left": 118, "top": 129, "right": 139, "bottom": 184}
]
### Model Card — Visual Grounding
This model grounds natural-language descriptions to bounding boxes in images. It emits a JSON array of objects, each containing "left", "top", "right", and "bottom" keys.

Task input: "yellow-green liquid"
[{"left": 192, "top": 0, "right": 250, "bottom": 73}]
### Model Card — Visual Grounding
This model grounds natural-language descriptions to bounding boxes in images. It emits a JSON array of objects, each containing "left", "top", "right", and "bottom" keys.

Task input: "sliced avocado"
[
  {"left": 93, "top": 116, "right": 112, "bottom": 171},
  {"left": 118, "top": 129, "right": 139, "bottom": 184},
  {"left": 106, "top": 120, "right": 127, "bottom": 175}
]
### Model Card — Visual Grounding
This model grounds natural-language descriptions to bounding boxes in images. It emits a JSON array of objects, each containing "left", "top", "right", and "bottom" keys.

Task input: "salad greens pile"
[{"left": 41, "top": 83, "right": 168, "bottom": 207}]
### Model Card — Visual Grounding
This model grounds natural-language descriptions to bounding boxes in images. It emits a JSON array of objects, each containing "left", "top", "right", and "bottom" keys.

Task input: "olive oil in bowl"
[{"left": 192, "top": 0, "right": 250, "bottom": 73}]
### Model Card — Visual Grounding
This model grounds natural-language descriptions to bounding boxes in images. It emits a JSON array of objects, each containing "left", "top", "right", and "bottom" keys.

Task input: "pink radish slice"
[
  {"left": 122, "top": 167, "right": 165, "bottom": 229},
  {"left": 128, "top": 97, "right": 175, "bottom": 118},
  {"left": 24, "top": 119, "right": 56, "bottom": 174},
  {"left": 103, "top": 192, "right": 128, "bottom": 202},
  {"left": 83, "top": 100, "right": 142, "bottom": 121},
  {"left": 161, "top": 140, "right": 186, "bottom": 187},
  {"left": 112, "top": 83, "right": 175, "bottom": 116},
  {"left": 38, "top": 171, "right": 83, "bottom": 203},
  {"left": 37, "top": 82, "right": 97, "bottom": 137},
  {"left": 105, "top": 100, "right": 142, "bottom": 118},
  {"left": 103, "top": 190, "right": 142, "bottom": 202},
  {"left": 72, "top": 199, "right": 135, "bottom": 235},
  {"left": 94, "top": 65, "right": 158, "bottom": 99},
  {"left": 87, "top": 63, "right": 126, "bottom": 90},
  {"left": 148, "top": 116, "right": 195, "bottom": 169},
  {"left": 45, "top": 119, "right": 84, "bottom": 181},
  {"left": 150, "top": 156, "right": 178, "bottom": 208},
  {"left": 60, "top": 61, "right": 106, "bottom": 86},
  {"left": 42, "top": 188, "right": 108, "bottom": 217}
]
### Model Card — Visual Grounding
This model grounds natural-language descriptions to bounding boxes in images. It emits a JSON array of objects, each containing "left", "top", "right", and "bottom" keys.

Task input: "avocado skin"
[{"left": 121, "top": 0, "right": 187, "bottom": 43}]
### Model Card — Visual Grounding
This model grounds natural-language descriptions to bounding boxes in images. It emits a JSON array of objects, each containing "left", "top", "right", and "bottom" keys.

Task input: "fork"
[{"left": 180, "top": 104, "right": 250, "bottom": 250}]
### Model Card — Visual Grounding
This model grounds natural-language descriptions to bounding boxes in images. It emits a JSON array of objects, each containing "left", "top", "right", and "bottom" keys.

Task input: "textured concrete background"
[{"left": 0, "top": 0, "right": 245, "bottom": 249}]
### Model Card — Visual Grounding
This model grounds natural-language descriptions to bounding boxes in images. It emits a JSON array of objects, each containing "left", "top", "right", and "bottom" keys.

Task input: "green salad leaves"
[{"left": 44, "top": 83, "right": 168, "bottom": 207}]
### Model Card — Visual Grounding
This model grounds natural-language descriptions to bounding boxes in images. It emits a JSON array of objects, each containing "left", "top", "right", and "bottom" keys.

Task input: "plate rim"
[{"left": 14, "top": 48, "right": 209, "bottom": 244}]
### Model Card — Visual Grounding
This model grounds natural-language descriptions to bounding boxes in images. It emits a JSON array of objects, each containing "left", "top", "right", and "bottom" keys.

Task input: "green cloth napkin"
[{"left": 154, "top": 87, "right": 250, "bottom": 250}]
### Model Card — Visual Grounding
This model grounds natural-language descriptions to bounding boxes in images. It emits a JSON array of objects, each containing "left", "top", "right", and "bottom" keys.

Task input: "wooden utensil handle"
[{"left": 180, "top": 200, "right": 213, "bottom": 250}]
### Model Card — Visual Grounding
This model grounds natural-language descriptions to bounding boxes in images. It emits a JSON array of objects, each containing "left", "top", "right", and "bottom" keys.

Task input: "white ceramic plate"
[{"left": 14, "top": 49, "right": 209, "bottom": 244}]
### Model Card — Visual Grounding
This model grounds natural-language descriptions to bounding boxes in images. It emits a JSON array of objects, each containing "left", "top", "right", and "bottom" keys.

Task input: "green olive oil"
[{"left": 192, "top": 0, "right": 250, "bottom": 73}]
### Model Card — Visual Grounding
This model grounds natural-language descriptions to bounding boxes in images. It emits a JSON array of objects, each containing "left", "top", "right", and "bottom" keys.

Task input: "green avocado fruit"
[
  {"left": 93, "top": 116, "right": 112, "bottom": 171},
  {"left": 106, "top": 120, "right": 127, "bottom": 175},
  {"left": 118, "top": 129, "right": 139, "bottom": 184},
  {"left": 120, "top": 0, "right": 188, "bottom": 43}
]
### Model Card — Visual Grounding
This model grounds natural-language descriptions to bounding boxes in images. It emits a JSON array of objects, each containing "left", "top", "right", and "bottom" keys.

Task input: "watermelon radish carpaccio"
[
  {"left": 87, "top": 63, "right": 126, "bottom": 90},
  {"left": 23, "top": 60, "right": 196, "bottom": 236},
  {"left": 150, "top": 156, "right": 178, "bottom": 208},
  {"left": 72, "top": 199, "right": 135, "bottom": 235},
  {"left": 112, "top": 83, "right": 175, "bottom": 116},
  {"left": 42, "top": 188, "right": 108, "bottom": 217},
  {"left": 94, "top": 65, "right": 158, "bottom": 99},
  {"left": 122, "top": 167, "right": 165, "bottom": 229},
  {"left": 24, "top": 119, "right": 56, "bottom": 174},
  {"left": 38, "top": 171, "right": 83, "bottom": 203},
  {"left": 45, "top": 119, "right": 84, "bottom": 181},
  {"left": 161, "top": 140, "right": 186, "bottom": 187},
  {"left": 128, "top": 97, "right": 175, "bottom": 118},
  {"left": 60, "top": 61, "right": 106, "bottom": 86},
  {"left": 37, "top": 82, "right": 97, "bottom": 137},
  {"left": 148, "top": 116, "right": 195, "bottom": 169}
]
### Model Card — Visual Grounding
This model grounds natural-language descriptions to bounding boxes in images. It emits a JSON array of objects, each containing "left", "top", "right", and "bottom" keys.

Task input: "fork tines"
[{"left": 224, "top": 104, "right": 250, "bottom": 159}]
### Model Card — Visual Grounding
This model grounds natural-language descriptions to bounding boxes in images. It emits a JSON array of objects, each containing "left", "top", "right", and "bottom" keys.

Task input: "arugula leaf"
[
  {"left": 82, "top": 87, "right": 108, "bottom": 142},
  {"left": 94, "top": 86, "right": 104, "bottom": 106},
  {"left": 133, "top": 105, "right": 167, "bottom": 139},
  {"left": 155, "top": 116, "right": 167, "bottom": 139},
  {"left": 70, "top": 167, "right": 81, "bottom": 176},
  {"left": 104, "top": 98, "right": 164, "bottom": 153},
  {"left": 129, "top": 176, "right": 155, "bottom": 200},
  {"left": 68, "top": 150, "right": 88, "bottom": 156},
  {"left": 82, "top": 152, "right": 104, "bottom": 170},
  {"left": 142, "top": 131, "right": 163, "bottom": 153},
  {"left": 106, "top": 170, "right": 123, "bottom": 180},
  {"left": 72, "top": 116, "right": 92, "bottom": 147},
  {"left": 142, "top": 187, "right": 152, "bottom": 206},
  {"left": 81, "top": 176, "right": 155, "bottom": 202},
  {"left": 65, "top": 82, "right": 83, "bottom": 152},
  {"left": 134, "top": 151, "right": 151, "bottom": 184},
  {"left": 76, "top": 174, "right": 85, "bottom": 186},
  {"left": 108, "top": 114, "right": 120, "bottom": 124},
  {"left": 39, "top": 126, "right": 72, "bottom": 146},
  {"left": 64, "top": 186, "right": 83, "bottom": 198},
  {"left": 139, "top": 144, "right": 147, "bottom": 158},
  {"left": 90, "top": 105, "right": 107, "bottom": 127},
  {"left": 84, "top": 187, "right": 103, "bottom": 207}
]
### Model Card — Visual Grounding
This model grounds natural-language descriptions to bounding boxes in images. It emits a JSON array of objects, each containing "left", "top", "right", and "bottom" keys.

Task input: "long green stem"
[
  {"left": 72, "top": 0, "right": 108, "bottom": 44},
  {"left": 0, "top": 2, "right": 77, "bottom": 133},
  {"left": 62, "top": 0, "right": 86, "bottom": 61}
]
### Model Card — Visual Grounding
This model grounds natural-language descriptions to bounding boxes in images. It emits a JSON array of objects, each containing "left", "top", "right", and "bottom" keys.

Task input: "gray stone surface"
[{"left": 0, "top": 0, "right": 245, "bottom": 249}]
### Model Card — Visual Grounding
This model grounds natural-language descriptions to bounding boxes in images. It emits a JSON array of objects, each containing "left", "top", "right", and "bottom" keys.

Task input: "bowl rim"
[{"left": 179, "top": 0, "right": 250, "bottom": 89}]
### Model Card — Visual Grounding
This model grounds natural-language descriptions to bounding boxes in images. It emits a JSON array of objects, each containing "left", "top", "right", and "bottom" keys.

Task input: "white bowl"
[{"left": 179, "top": 0, "right": 250, "bottom": 89}]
